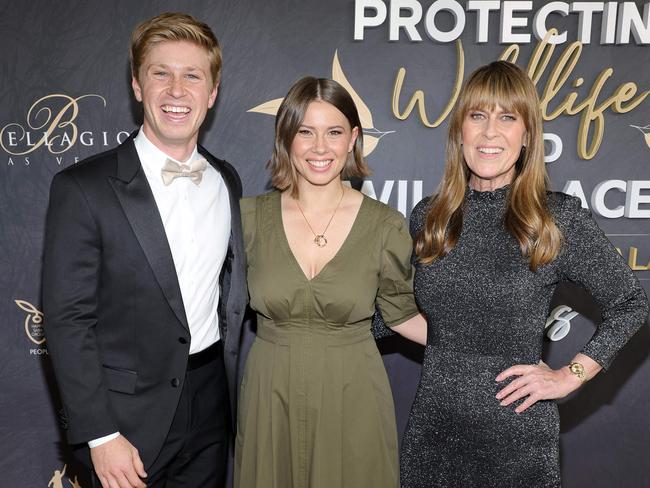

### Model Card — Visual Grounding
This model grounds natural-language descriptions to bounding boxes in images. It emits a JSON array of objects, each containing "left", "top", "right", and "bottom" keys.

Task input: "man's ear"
[
  {"left": 132, "top": 76, "right": 143, "bottom": 102},
  {"left": 208, "top": 82, "right": 219, "bottom": 109}
]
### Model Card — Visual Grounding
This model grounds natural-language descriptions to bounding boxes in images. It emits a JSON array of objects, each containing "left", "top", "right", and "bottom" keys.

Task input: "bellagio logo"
[
  {"left": 15, "top": 299, "right": 48, "bottom": 355},
  {"left": 48, "top": 464, "right": 82, "bottom": 488},
  {"left": 1, "top": 93, "right": 130, "bottom": 168},
  {"left": 545, "top": 305, "right": 579, "bottom": 342},
  {"left": 1, "top": 94, "right": 106, "bottom": 155},
  {"left": 248, "top": 50, "right": 393, "bottom": 157}
]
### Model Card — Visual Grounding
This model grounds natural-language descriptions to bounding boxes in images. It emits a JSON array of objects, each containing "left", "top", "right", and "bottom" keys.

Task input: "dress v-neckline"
[{"left": 274, "top": 190, "right": 368, "bottom": 283}]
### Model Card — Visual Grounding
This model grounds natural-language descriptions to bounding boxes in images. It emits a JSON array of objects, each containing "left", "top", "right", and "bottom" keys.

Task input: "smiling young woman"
[{"left": 235, "top": 77, "right": 427, "bottom": 488}]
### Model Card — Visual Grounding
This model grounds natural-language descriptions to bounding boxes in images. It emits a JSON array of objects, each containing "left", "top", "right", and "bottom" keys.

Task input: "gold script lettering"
[
  {"left": 392, "top": 40, "right": 464, "bottom": 128},
  {"left": 628, "top": 247, "right": 650, "bottom": 271},
  {"left": 0, "top": 94, "right": 106, "bottom": 155},
  {"left": 392, "top": 29, "right": 649, "bottom": 160},
  {"left": 615, "top": 247, "right": 649, "bottom": 271},
  {"left": 501, "top": 29, "right": 649, "bottom": 159}
]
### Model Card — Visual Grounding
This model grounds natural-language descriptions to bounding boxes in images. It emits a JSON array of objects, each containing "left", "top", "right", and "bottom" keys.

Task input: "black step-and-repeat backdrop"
[{"left": 1, "top": 1, "right": 648, "bottom": 486}]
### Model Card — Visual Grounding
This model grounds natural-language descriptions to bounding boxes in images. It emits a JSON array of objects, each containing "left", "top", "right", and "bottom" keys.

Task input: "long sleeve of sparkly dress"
[{"left": 554, "top": 194, "right": 649, "bottom": 369}]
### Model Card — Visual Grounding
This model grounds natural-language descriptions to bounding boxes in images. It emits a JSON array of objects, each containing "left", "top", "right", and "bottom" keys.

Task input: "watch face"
[{"left": 570, "top": 363, "right": 585, "bottom": 376}]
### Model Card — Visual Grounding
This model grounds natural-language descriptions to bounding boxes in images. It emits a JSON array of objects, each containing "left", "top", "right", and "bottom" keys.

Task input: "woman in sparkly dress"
[{"left": 400, "top": 61, "right": 648, "bottom": 487}]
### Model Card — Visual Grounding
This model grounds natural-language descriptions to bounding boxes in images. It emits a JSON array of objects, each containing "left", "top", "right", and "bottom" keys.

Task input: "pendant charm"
[{"left": 314, "top": 235, "right": 327, "bottom": 247}]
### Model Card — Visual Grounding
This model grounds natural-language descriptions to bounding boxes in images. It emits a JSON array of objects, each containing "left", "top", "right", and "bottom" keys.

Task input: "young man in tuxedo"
[{"left": 42, "top": 12, "right": 246, "bottom": 488}]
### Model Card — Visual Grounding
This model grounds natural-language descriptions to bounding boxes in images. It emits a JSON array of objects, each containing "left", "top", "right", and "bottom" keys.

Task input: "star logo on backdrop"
[
  {"left": 248, "top": 50, "right": 394, "bottom": 157},
  {"left": 629, "top": 124, "right": 650, "bottom": 149}
]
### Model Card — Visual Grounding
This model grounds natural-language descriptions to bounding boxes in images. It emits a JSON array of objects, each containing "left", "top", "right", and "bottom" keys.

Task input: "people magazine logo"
[
  {"left": 15, "top": 299, "right": 48, "bottom": 355},
  {"left": 0, "top": 93, "right": 130, "bottom": 167}
]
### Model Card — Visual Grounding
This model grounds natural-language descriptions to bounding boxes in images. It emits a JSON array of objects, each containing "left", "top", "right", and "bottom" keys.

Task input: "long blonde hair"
[{"left": 415, "top": 61, "right": 562, "bottom": 271}]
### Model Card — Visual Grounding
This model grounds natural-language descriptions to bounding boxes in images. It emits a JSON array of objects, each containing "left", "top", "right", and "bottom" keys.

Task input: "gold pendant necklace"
[{"left": 295, "top": 189, "right": 345, "bottom": 248}]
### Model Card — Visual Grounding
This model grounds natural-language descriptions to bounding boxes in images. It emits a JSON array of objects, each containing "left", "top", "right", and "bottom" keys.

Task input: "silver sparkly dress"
[{"left": 400, "top": 187, "right": 648, "bottom": 488}]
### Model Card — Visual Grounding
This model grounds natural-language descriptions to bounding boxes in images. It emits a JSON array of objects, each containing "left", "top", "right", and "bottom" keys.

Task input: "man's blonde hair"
[{"left": 130, "top": 12, "right": 221, "bottom": 88}]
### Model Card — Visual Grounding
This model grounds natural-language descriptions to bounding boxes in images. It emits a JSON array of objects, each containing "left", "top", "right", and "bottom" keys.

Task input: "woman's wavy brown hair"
[{"left": 415, "top": 61, "right": 562, "bottom": 271}]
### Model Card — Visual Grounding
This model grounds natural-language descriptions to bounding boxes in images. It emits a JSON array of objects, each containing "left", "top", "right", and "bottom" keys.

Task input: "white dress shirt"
[
  {"left": 135, "top": 129, "right": 230, "bottom": 353},
  {"left": 89, "top": 129, "right": 231, "bottom": 448}
]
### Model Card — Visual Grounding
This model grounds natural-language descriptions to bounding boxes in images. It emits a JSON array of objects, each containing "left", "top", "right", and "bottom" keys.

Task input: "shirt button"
[{"left": 171, "top": 378, "right": 181, "bottom": 388}]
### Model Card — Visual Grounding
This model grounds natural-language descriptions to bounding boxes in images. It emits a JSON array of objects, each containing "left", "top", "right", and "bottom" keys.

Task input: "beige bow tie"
[{"left": 161, "top": 157, "right": 208, "bottom": 186}]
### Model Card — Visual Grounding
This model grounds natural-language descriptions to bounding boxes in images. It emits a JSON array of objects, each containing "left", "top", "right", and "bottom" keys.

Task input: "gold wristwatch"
[{"left": 568, "top": 362, "right": 587, "bottom": 383}]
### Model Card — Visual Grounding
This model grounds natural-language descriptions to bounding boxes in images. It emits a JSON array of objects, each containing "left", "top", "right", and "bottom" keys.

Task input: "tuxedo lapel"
[
  {"left": 199, "top": 146, "right": 244, "bottom": 344},
  {"left": 109, "top": 135, "right": 189, "bottom": 332},
  {"left": 202, "top": 153, "right": 241, "bottom": 237},
  {"left": 199, "top": 146, "right": 240, "bottom": 217}
]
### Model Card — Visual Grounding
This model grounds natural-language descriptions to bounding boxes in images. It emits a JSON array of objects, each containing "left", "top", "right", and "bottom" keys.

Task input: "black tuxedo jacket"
[{"left": 42, "top": 131, "right": 247, "bottom": 468}]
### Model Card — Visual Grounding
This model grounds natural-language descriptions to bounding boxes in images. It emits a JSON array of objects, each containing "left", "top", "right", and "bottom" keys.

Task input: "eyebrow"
[
  {"left": 468, "top": 107, "right": 515, "bottom": 114},
  {"left": 147, "top": 63, "right": 205, "bottom": 73},
  {"left": 298, "top": 124, "right": 345, "bottom": 129}
]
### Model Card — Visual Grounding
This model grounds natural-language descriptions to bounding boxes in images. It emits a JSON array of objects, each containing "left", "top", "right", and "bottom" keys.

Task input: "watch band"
[{"left": 568, "top": 362, "right": 587, "bottom": 383}]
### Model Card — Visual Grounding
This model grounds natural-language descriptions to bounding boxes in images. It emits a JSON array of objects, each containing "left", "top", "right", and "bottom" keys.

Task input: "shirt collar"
[{"left": 134, "top": 127, "right": 199, "bottom": 174}]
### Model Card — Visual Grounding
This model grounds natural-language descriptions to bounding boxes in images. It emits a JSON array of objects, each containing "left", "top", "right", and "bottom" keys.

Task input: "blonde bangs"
[{"left": 458, "top": 69, "right": 531, "bottom": 123}]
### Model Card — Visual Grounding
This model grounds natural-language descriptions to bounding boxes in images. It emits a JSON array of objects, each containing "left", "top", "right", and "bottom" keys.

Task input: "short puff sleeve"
[{"left": 375, "top": 209, "right": 420, "bottom": 328}]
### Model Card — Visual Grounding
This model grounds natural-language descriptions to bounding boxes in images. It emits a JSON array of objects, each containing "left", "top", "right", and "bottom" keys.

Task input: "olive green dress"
[{"left": 234, "top": 191, "right": 419, "bottom": 488}]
